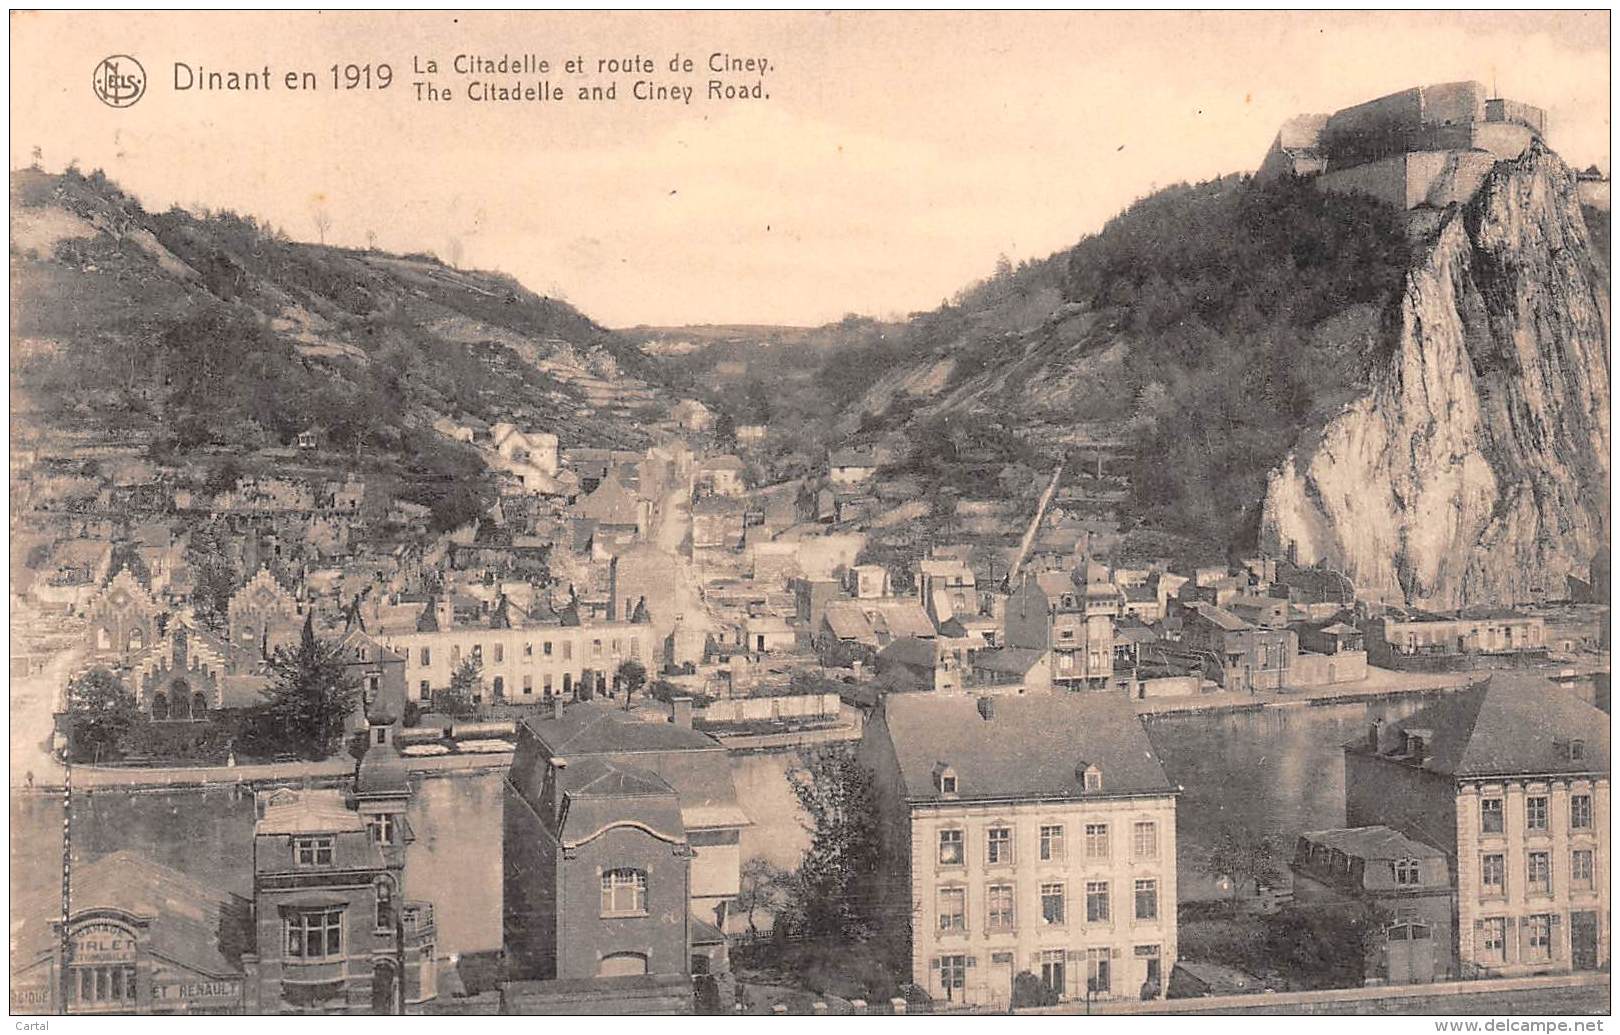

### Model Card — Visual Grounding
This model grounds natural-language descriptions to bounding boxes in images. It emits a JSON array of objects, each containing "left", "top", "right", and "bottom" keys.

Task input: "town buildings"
[
  {"left": 503, "top": 700, "right": 747, "bottom": 1002},
  {"left": 1344, "top": 674, "right": 1610, "bottom": 977},
  {"left": 1290, "top": 826, "right": 1455, "bottom": 983},
  {"left": 1004, "top": 564, "right": 1117, "bottom": 691},
  {"left": 1362, "top": 610, "right": 1548, "bottom": 671},
  {"left": 861, "top": 693, "right": 1178, "bottom": 1008}
]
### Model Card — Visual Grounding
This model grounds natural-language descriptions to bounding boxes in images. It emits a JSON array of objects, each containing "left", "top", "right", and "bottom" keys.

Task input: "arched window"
[
  {"left": 151, "top": 692, "right": 169, "bottom": 721},
  {"left": 492, "top": 676, "right": 505, "bottom": 698},
  {"left": 169, "top": 681, "right": 192, "bottom": 721},
  {"left": 191, "top": 692, "right": 208, "bottom": 718}
]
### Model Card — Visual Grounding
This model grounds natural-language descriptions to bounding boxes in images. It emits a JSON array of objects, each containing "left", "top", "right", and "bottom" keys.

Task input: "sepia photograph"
[{"left": 6, "top": 9, "right": 1612, "bottom": 1022}]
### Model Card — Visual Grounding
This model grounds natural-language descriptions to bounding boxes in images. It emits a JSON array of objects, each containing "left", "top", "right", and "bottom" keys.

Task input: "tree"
[
  {"left": 185, "top": 523, "right": 239, "bottom": 633},
  {"left": 737, "top": 857, "right": 794, "bottom": 939},
  {"left": 781, "top": 745, "right": 882, "bottom": 942},
  {"left": 311, "top": 207, "right": 332, "bottom": 245},
  {"left": 1012, "top": 970, "right": 1058, "bottom": 1009},
  {"left": 63, "top": 668, "right": 140, "bottom": 763},
  {"left": 616, "top": 660, "right": 647, "bottom": 711},
  {"left": 1200, "top": 825, "right": 1285, "bottom": 908},
  {"left": 434, "top": 658, "right": 483, "bottom": 717},
  {"left": 249, "top": 615, "right": 361, "bottom": 759}
]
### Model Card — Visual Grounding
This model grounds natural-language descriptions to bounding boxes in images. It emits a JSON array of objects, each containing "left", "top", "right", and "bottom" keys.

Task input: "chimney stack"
[
  {"left": 672, "top": 696, "right": 694, "bottom": 729},
  {"left": 1368, "top": 720, "right": 1381, "bottom": 752}
]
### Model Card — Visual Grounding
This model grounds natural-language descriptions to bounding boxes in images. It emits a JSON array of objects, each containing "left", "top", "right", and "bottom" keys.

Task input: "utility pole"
[{"left": 58, "top": 759, "right": 71, "bottom": 1015}]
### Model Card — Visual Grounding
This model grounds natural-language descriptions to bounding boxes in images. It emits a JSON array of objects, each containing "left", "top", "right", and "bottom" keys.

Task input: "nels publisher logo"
[{"left": 92, "top": 55, "right": 146, "bottom": 108}]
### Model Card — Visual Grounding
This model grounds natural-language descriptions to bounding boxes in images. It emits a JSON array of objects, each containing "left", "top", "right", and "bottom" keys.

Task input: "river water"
[{"left": 10, "top": 694, "right": 1450, "bottom": 957}]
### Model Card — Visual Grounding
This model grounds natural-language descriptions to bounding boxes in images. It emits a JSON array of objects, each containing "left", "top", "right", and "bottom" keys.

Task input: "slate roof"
[
  {"left": 1348, "top": 674, "right": 1610, "bottom": 778},
  {"left": 878, "top": 636, "right": 940, "bottom": 669},
  {"left": 971, "top": 646, "right": 1047, "bottom": 675},
  {"left": 1186, "top": 602, "right": 1252, "bottom": 632},
  {"left": 256, "top": 788, "right": 368, "bottom": 834},
  {"left": 1299, "top": 825, "right": 1446, "bottom": 861},
  {"left": 880, "top": 693, "right": 1174, "bottom": 803},
  {"left": 558, "top": 756, "right": 686, "bottom": 849},
  {"left": 14, "top": 850, "right": 253, "bottom": 978}
]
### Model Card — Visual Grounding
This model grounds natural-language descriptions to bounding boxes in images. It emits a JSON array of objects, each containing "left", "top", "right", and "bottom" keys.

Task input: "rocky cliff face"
[{"left": 1261, "top": 144, "right": 1610, "bottom": 608}]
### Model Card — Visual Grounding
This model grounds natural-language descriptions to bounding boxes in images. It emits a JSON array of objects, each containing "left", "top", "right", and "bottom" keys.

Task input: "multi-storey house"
[
  {"left": 1004, "top": 563, "right": 1117, "bottom": 691},
  {"left": 862, "top": 693, "right": 1178, "bottom": 1007},
  {"left": 1345, "top": 674, "right": 1609, "bottom": 977}
]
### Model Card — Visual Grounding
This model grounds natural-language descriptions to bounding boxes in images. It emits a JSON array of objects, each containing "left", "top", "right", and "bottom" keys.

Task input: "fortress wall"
[
  {"left": 1488, "top": 98, "right": 1548, "bottom": 136},
  {"left": 1316, "top": 154, "right": 1411, "bottom": 209},
  {"left": 1406, "top": 150, "right": 1500, "bottom": 208},
  {"left": 1417, "top": 81, "right": 1486, "bottom": 126},
  {"left": 1326, "top": 87, "right": 1423, "bottom": 139},
  {"left": 1469, "top": 122, "right": 1537, "bottom": 161}
]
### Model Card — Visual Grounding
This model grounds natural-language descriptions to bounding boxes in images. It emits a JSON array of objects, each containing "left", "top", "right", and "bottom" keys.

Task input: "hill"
[{"left": 11, "top": 166, "right": 671, "bottom": 529}]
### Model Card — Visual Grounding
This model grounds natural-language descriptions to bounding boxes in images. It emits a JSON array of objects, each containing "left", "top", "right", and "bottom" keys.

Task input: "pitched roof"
[
  {"left": 878, "top": 636, "right": 940, "bottom": 669},
  {"left": 1350, "top": 674, "right": 1610, "bottom": 778},
  {"left": 879, "top": 693, "right": 1174, "bottom": 803},
  {"left": 970, "top": 646, "right": 1047, "bottom": 675},
  {"left": 1186, "top": 602, "right": 1252, "bottom": 632},
  {"left": 558, "top": 756, "right": 686, "bottom": 849},
  {"left": 1299, "top": 825, "right": 1446, "bottom": 861},
  {"left": 14, "top": 850, "right": 252, "bottom": 978},
  {"left": 256, "top": 788, "right": 368, "bottom": 834}
]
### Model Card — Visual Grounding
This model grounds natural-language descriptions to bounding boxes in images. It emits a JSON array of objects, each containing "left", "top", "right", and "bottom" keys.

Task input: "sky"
[{"left": 10, "top": 11, "right": 1611, "bottom": 327}]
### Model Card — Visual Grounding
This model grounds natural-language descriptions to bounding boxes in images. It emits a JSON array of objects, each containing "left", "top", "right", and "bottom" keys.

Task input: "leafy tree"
[
  {"left": 737, "top": 857, "right": 794, "bottom": 939},
  {"left": 185, "top": 523, "right": 239, "bottom": 633},
  {"left": 1200, "top": 825, "right": 1285, "bottom": 907},
  {"left": 63, "top": 668, "right": 140, "bottom": 763},
  {"left": 1261, "top": 901, "right": 1391, "bottom": 990},
  {"left": 781, "top": 745, "right": 882, "bottom": 942},
  {"left": 616, "top": 660, "right": 647, "bottom": 711},
  {"left": 248, "top": 615, "right": 361, "bottom": 759},
  {"left": 1012, "top": 970, "right": 1058, "bottom": 1009},
  {"left": 432, "top": 659, "right": 483, "bottom": 717}
]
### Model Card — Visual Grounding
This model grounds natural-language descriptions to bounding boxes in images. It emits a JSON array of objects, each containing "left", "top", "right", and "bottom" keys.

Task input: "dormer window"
[
  {"left": 1079, "top": 763, "right": 1102, "bottom": 792},
  {"left": 1393, "top": 858, "right": 1421, "bottom": 886},
  {"left": 1570, "top": 739, "right": 1586, "bottom": 761},
  {"left": 933, "top": 763, "right": 959, "bottom": 797}
]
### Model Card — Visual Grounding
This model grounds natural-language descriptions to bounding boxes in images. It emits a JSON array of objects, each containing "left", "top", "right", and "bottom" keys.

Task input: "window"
[
  {"left": 285, "top": 908, "right": 343, "bottom": 960},
  {"left": 563, "top": 641, "right": 572, "bottom": 660},
  {"left": 1526, "top": 914, "right": 1552, "bottom": 961},
  {"left": 494, "top": 644, "right": 504, "bottom": 664},
  {"left": 1134, "top": 879, "right": 1158, "bottom": 921},
  {"left": 1087, "top": 947, "right": 1112, "bottom": 994},
  {"left": 68, "top": 964, "right": 136, "bottom": 1006},
  {"left": 1527, "top": 850, "right": 1553, "bottom": 894},
  {"left": 544, "top": 641, "right": 553, "bottom": 656},
  {"left": 939, "top": 829, "right": 964, "bottom": 866},
  {"left": 1479, "top": 917, "right": 1507, "bottom": 963},
  {"left": 1085, "top": 823, "right": 1110, "bottom": 860},
  {"left": 1571, "top": 739, "right": 1586, "bottom": 761},
  {"left": 418, "top": 680, "right": 430, "bottom": 700},
  {"left": 522, "top": 675, "right": 533, "bottom": 694},
  {"left": 600, "top": 868, "right": 648, "bottom": 916},
  {"left": 987, "top": 826, "right": 1013, "bottom": 865},
  {"left": 1482, "top": 854, "right": 1506, "bottom": 896},
  {"left": 1526, "top": 796, "right": 1549, "bottom": 832},
  {"left": 938, "top": 887, "right": 966, "bottom": 932},
  {"left": 293, "top": 836, "right": 334, "bottom": 866},
  {"left": 1084, "top": 768, "right": 1102, "bottom": 791},
  {"left": 420, "top": 647, "right": 430, "bottom": 666},
  {"left": 939, "top": 954, "right": 967, "bottom": 993},
  {"left": 988, "top": 884, "right": 1014, "bottom": 930},
  {"left": 1481, "top": 798, "right": 1504, "bottom": 834},
  {"left": 1572, "top": 794, "right": 1593, "bottom": 830},
  {"left": 492, "top": 676, "right": 505, "bottom": 697},
  {"left": 375, "top": 880, "right": 394, "bottom": 929},
  {"left": 1133, "top": 821, "right": 1158, "bottom": 860},
  {"left": 451, "top": 645, "right": 461, "bottom": 664},
  {"left": 1040, "top": 825, "right": 1065, "bottom": 861},
  {"left": 1394, "top": 858, "right": 1421, "bottom": 886},
  {"left": 543, "top": 674, "right": 553, "bottom": 695},
  {"left": 1040, "top": 950, "right": 1066, "bottom": 994},
  {"left": 472, "top": 644, "right": 483, "bottom": 664},
  {"left": 1041, "top": 883, "right": 1065, "bottom": 925},
  {"left": 524, "top": 643, "right": 533, "bottom": 659},
  {"left": 1086, "top": 881, "right": 1110, "bottom": 923},
  {"left": 592, "top": 639, "right": 603, "bottom": 658},
  {"left": 1572, "top": 849, "right": 1594, "bottom": 889},
  {"left": 367, "top": 814, "right": 397, "bottom": 847}
]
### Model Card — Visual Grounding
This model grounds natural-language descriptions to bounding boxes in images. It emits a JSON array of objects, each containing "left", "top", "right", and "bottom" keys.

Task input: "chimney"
[
  {"left": 671, "top": 696, "right": 694, "bottom": 729},
  {"left": 1368, "top": 720, "right": 1381, "bottom": 752},
  {"left": 977, "top": 696, "right": 995, "bottom": 721}
]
